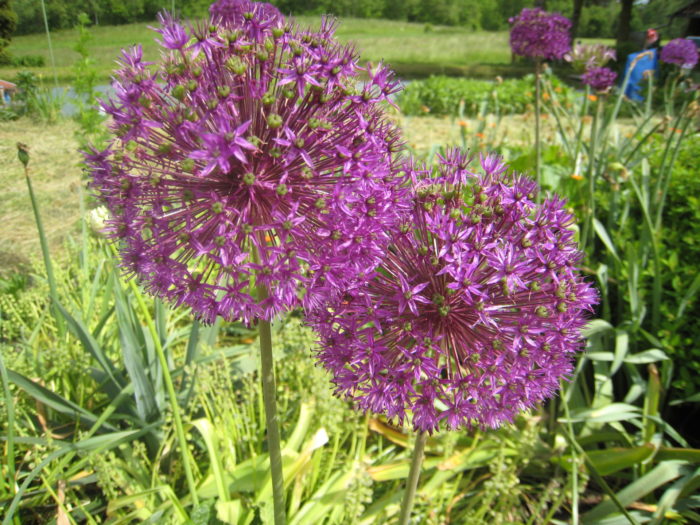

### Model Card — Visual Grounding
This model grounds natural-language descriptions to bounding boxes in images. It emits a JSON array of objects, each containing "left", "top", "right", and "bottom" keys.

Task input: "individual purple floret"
[
  {"left": 85, "top": 7, "right": 408, "bottom": 324},
  {"left": 209, "top": 0, "right": 282, "bottom": 26},
  {"left": 509, "top": 7, "right": 571, "bottom": 61},
  {"left": 661, "top": 38, "right": 699, "bottom": 69},
  {"left": 308, "top": 149, "right": 597, "bottom": 433},
  {"left": 582, "top": 66, "right": 617, "bottom": 92}
]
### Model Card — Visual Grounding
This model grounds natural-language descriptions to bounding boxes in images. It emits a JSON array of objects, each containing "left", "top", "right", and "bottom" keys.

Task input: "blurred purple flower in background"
[
  {"left": 581, "top": 66, "right": 618, "bottom": 92},
  {"left": 509, "top": 8, "right": 571, "bottom": 61},
  {"left": 564, "top": 43, "right": 616, "bottom": 74},
  {"left": 661, "top": 38, "right": 699, "bottom": 69},
  {"left": 85, "top": 5, "right": 408, "bottom": 324},
  {"left": 308, "top": 149, "right": 597, "bottom": 433}
]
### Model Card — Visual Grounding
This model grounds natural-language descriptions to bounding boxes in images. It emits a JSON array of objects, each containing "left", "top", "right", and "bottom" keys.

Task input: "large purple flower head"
[
  {"left": 85, "top": 9, "right": 408, "bottom": 324},
  {"left": 581, "top": 66, "right": 617, "bottom": 92},
  {"left": 509, "top": 8, "right": 571, "bottom": 61},
  {"left": 308, "top": 149, "right": 597, "bottom": 432},
  {"left": 661, "top": 38, "right": 699, "bottom": 69}
]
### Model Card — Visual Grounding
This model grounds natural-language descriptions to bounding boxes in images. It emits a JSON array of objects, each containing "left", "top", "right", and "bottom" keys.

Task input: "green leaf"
[
  {"left": 610, "top": 329, "right": 629, "bottom": 376},
  {"left": 582, "top": 319, "right": 614, "bottom": 338},
  {"left": 193, "top": 418, "right": 229, "bottom": 503},
  {"left": 624, "top": 349, "right": 669, "bottom": 364},
  {"left": 593, "top": 218, "right": 621, "bottom": 264},
  {"left": 586, "top": 352, "right": 614, "bottom": 362},
  {"left": 670, "top": 392, "right": 700, "bottom": 406},
  {"left": 3, "top": 428, "right": 155, "bottom": 525},
  {"left": 7, "top": 369, "right": 117, "bottom": 431},
  {"left": 583, "top": 461, "right": 690, "bottom": 522},
  {"left": 562, "top": 403, "right": 641, "bottom": 424},
  {"left": 676, "top": 272, "right": 700, "bottom": 319},
  {"left": 586, "top": 444, "right": 655, "bottom": 476},
  {"left": 655, "top": 448, "right": 700, "bottom": 463},
  {"left": 289, "top": 468, "right": 357, "bottom": 525},
  {"left": 216, "top": 500, "right": 242, "bottom": 525},
  {"left": 55, "top": 300, "right": 124, "bottom": 389}
]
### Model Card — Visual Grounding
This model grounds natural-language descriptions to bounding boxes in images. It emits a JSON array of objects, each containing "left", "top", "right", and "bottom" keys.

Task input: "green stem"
[
  {"left": 560, "top": 383, "right": 579, "bottom": 525},
  {"left": 534, "top": 59, "right": 542, "bottom": 199},
  {"left": 580, "top": 97, "right": 602, "bottom": 252},
  {"left": 128, "top": 279, "right": 199, "bottom": 509},
  {"left": 257, "top": 286, "right": 286, "bottom": 525},
  {"left": 23, "top": 166, "right": 64, "bottom": 337},
  {"left": 0, "top": 352, "right": 18, "bottom": 522},
  {"left": 398, "top": 431, "right": 428, "bottom": 525},
  {"left": 655, "top": 110, "right": 692, "bottom": 230},
  {"left": 39, "top": 0, "right": 59, "bottom": 87}
]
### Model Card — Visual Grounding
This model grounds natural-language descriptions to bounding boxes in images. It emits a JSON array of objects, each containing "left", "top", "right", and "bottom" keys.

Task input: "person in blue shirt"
[{"left": 623, "top": 28, "right": 660, "bottom": 101}]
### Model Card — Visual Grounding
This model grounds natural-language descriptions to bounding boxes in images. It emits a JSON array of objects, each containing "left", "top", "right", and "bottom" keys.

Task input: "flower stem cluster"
[
  {"left": 308, "top": 149, "right": 597, "bottom": 432},
  {"left": 85, "top": 4, "right": 407, "bottom": 323}
]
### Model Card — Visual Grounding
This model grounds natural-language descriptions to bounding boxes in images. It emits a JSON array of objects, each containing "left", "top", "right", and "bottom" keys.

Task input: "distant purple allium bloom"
[
  {"left": 564, "top": 43, "right": 616, "bottom": 73},
  {"left": 581, "top": 67, "right": 617, "bottom": 92},
  {"left": 661, "top": 38, "right": 699, "bottom": 69},
  {"left": 509, "top": 8, "right": 571, "bottom": 61},
  {"left": 308, "top": 150, "right": 597, "bottom": 432},
  {"left": 85, "top": 9, "right": 408, "bottom": 324}
]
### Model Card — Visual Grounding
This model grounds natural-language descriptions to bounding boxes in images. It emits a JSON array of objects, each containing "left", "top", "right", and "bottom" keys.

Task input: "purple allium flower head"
[
  {"left": 308, "top": 149, "right": 597, "bottom": 433},
  {"left": 581, "top": 67, "right": 617, "bottom": 92},
  {"left": 661, "top": 38, "right": 699, "bottom": 69},
  {"left": 509, "top": 8, "right": 571, "bottom": 61},
  {"left": 85, "top": 7, "right": 408, "bottom": 324}
]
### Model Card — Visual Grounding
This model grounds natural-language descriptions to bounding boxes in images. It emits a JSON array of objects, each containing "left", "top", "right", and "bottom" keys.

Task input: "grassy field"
[
  {"left": 1, "top": 17, "right": 614, "bottom": 83},
  {"left": 0, "top": 120, "right": 83, "bottom": 272}
]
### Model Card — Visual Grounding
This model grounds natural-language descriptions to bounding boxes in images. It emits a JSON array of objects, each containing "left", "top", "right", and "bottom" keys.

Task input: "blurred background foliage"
[{"left": 8, "top": 0, "right": 695, "bottom": 39}]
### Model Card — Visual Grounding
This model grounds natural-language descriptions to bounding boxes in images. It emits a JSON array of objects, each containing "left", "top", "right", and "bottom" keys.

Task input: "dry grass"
[
  {"left": 0, "top": 119, "right": 83, "bottom": 272},
  {"left": 399, "top": 112, "right": 562, "bottom": 157}
]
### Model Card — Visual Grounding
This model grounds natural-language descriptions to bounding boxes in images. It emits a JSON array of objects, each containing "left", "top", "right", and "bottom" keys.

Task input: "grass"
[
  {"left": 0, "top": 119, "right": 82, "bottom": 272},
  {"left": 1, "top": 17, "right": 614, "bottom": 83}
]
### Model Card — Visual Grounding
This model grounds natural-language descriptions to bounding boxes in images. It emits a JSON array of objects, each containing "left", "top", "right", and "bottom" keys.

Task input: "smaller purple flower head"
[
  {"left": 581, "top": 67, "right": 617, "bottom": 92},
  {"left": 509, "top": 8, "right": 571, "bottom": 61},
  {"left": 661, "top": 38, "right": 699, "bottom": 69},
  {"left": 308, "top": 149, "right": 598, "bottom": 433}
]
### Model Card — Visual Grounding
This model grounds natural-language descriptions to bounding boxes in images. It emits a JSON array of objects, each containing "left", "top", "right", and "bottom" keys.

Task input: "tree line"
[{"left": 9, "top": 0, "right": 691, "bottom": 39}]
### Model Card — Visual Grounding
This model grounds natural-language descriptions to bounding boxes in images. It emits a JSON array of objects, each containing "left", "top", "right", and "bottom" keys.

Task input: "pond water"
[{"left": 53, "top": 84, "right": 115, "bottom": 117}]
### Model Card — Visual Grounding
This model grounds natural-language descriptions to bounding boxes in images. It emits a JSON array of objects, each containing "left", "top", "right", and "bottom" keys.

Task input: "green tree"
[{"left": 0, "top": 0, "right": 18, "bottom": 64}]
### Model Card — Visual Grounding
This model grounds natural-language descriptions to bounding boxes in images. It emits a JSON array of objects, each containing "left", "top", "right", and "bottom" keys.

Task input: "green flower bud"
[{"left": 268, "top": 114, "right": 283, "bottom": 128}]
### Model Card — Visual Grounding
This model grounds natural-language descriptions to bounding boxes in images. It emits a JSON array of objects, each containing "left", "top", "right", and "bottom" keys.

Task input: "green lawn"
[{"left": 1, "top": 16, "right": 614, "bottom": 83}]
